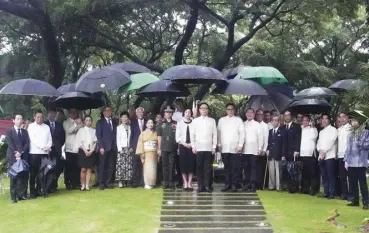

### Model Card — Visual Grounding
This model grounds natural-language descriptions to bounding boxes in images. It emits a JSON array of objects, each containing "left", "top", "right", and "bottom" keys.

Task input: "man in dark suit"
[
  {"left": 130, "top": 107, "right": 146, "bottom": 187},
  {"left": 281, "top": 110, "right": 301, "bottom": 161},
  {"left": 44, "top": 109, "right": 65, "bottom": 192},
  {"left": 96, "top": 106, "right": 117, "bottom": 190},
  {"left": 6, "top": 113, "right": 30, "bottom": 203},
  {"left": 267, "top": 114, "right": 286, "bottom": 191}
]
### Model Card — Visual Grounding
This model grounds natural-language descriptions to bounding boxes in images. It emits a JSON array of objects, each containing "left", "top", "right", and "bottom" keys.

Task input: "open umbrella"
[
  {"left": 212, "top": 79, "right": 268, "bottom": 96},
  {"left": 54, "top": 92, "right": 105, "bottom": 110},
  {"left": 57, "top": 83, "right": 76, "bottom": 94},
  {"left": 75, "top": 67, "right": 131, "bottom": 93},
  {"left": 294, "top": 87, "right": 337, "bottom": 100},
  {"left": 38, "top": 156, "right": 56, "bottom": 196},
  {"left": 161, "top": 65, "right": 227, "bottom": 84},
  {"left": 136, "top": 80, "right": 189, "bottom": 97},
  {"left": 8, "top": 159, "right": 29, "bottom": 179},
  {"left": 109, "top": 62, "right": 151, "bottom": 74},
  {"left": 223, "top": 65, "right": 250, "bottom": 79},
  {"left": 263, "top": 83, "right": 294, "bottom": 99},
  {"left": 0, "top": 78, "right": 60, "bottom": 97},
  {"left": 245, "top": 93, "right": 292, "bottom": 112},
  {"left": 118, "top": 73, "right": 159, "bottom": 93},
  {"left": 288, "top": 99, "right": 332, "bottom": 114},
  {"left": 235, "top": 66, "right": 288, "bottom": 85},
  {"left": 329, "top": 79, "right": 366, "bottom": 92}
]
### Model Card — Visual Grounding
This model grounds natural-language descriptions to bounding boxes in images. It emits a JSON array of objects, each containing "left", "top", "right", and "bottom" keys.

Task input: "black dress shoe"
[
  {"left": 107, "top": 185, "right": 115, "bottom": 189},
  {"left": 363, "top": 204, "right": 369, "bottom": 210},
  {"left": 221, "top": 187, "right": 231, "bottom": 192},
  {"left": 204, "top": 187, "right": 212, "bottom": 193},
  {"left": 231, "top": 186, "right": 238, "bottom": 192},
  {"left": 327, "top": 195, "right": 334, "bottom": 200},
  {"left": 99, "top": 185, "right": 105, "bottom": 190},
  {"left": 187, "top": 187, "right": 194, "bottom": 192},
  {"left": 197, "top": 187, "right": 204, "bottom": 193},
  {"left": 30, "top": 194, "right": 37, "bottom": 199},
  {"left": 11, "top": 199, "right": 17, "bottom": 204},
  {"left": 347, "top": 202, "right": 360, "bottom": 207},
  {"left": 18, "top": 196, "right": 28, "bottom": 201}
]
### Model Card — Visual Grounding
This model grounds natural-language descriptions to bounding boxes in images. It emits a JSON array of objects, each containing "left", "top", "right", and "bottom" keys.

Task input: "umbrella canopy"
[
  {"left": 136, "top": 80, "right": 190, "bottom": 97},
  {"left": 288, "top": 99, "right": 332, "bottom": 114},
  {"left": 118, "top": 73, "right": 159, "bottom": 93},
  {"left": 54, "top": 92, "right": 105, "bottom": 110},
  {"left": 223, "top": 65, "right": 250, "bottom": 79},
  {"left": 8, "top": 159, "right": 29, "bottom": 179},
  {"left": 57, "top": 83, "right": 76, "bottom": 94},
  {"left": 75, "top": 67, "right": 131, "bottom": 93},
  {"left": 109, "top": 62, "right": 151, "bottom": 74},
  {"left": 245, "top": 93, "right": 292, "bottom": 112},
  {"left": 161, "top": 65, "right": 227, "bottom": 84},
  {"left": 329, "top": 79, "right": 366, "bottom": 92},
  {"left": 263, "top": 83, "right": 294, "bottom": 99},
  {"left": 0, "top": 78, "right": 60, "bottom": 97},
  {"left": 212, "top": 79, "right": 268, "bottom": 96},
  {"left": 235, "top": 66, "right": 288, "bottom": 85},
  {"left": 294, "top": 87, "right": 337, "bottom": 100}
]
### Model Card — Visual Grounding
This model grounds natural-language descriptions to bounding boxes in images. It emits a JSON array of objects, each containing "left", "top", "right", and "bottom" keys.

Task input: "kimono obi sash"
[{"left": 144, "top": 141, "right": 157, "bottom": 150}]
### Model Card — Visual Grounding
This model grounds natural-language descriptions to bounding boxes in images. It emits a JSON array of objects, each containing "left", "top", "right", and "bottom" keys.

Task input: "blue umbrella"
[
  {"left": 212, "top": 79, "right": 268, "bottom": 96},
  {"left": 136, "top": 80, "right": 189, "bottom": 97},
  {"left": 75, "top": 67, "right": 131, "bottom": 93},
  {"left": 54, "top": 92, "right": 105, "bottom": 110},
  {"left": 329, "top": 79, "right": 366, "bottom": 92},
  {"left": 162, "top": 65, "right": 227, "bottom": 84},
  {"left": 0, "top": 78, "right": 60, "bottom": 97},
  {"left": 57, "top": 83, "right": 76, "bottom": 94},
  {"left": 9, "top": 159, "right": 29, "bottom": 179},
  {"left": 109, "top": 62, "right": 151, "bottom": 74}
]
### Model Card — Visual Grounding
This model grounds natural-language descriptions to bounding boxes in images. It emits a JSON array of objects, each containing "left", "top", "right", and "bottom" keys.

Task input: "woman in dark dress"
[
  {"left": 175, "top": 109, "right": 195, "bottom": 191},
  {"left": 76, "top": 116, "right": 97, "bottom": 191}
]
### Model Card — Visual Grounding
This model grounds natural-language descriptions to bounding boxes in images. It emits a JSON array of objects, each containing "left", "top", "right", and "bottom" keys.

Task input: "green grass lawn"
[
  {"left": 259, "top": 190, "right": 368, "bottom": 233},
  {"left": 0, "top": 179, "right": 162, "bottom": 233}
]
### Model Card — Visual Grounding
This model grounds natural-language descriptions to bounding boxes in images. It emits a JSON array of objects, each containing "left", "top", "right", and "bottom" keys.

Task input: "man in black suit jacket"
[
  {"left": 6, "top": 113, "right": 30, "bottom": 203},
  {"left": 267, "top": 114, "right": 286, "bottom": 191},
  {"left": 281, "top": 111, "right": 301, "bottom": 161},
  {"left": 44, "top": 109, "right": 65, "bottom": 192},
  {"left": 130, "top": 107, "right": 146, "bottom": 187},
  {"left": 96, "top": 106, "right": 117, "bottom": 190}
]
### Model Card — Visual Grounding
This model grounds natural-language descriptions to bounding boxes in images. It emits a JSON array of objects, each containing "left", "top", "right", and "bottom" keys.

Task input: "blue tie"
[{"left": 17, "top": 128, "right": 21, "bottom": 138}]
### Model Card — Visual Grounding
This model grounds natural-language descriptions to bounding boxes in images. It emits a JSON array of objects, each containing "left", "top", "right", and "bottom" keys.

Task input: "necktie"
[
  {"left": 139, "top": 120, "right": 143, "bottom": 132},
  {"left": 108, "top": 119, "right": 113, "bottom": 130},
  {"left": 51, "top": 122, "right": 55, "bottom": 133},
  {"left": 274, "top": 129, "right": 276, "bottom": 136},
  {"left": 17, "top": 128, "right": 21, "bottom": 138}
]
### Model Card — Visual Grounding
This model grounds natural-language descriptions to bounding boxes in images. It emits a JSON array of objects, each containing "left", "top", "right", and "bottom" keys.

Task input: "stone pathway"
[{"left": 158, "top": 184, "right": 272, "bottom": 233}]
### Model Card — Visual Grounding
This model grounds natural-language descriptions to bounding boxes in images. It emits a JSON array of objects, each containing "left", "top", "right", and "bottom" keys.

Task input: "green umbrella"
[
  {"left": 118, "top": 73, "right": 159, "bottom": 93},
  {"left": 235, "top": 66, "right": 288, "bottom": 85}
]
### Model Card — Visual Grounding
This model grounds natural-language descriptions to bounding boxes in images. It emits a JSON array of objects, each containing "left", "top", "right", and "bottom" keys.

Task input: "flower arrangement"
[{"left": 0, "top": 135, "right": 8, "bottom": 174}]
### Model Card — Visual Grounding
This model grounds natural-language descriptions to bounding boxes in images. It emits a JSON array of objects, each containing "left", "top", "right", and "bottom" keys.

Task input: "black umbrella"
[
  {"left": 329, "top": 79, "right": 366, "bottom": 92},
  {"left": 0, "top": 78, "right": 60, "bottom": 97},
  {"left": 212, "top": 79, "right": 268, "bottom": 96},
  {"left": 75, "top": 67, "right": 131, "bottom": 93},
  {"left": 38, "top": 156, "right": 56, "bottom": 196},
  {"left": 136, "top": 80, "right": 190, "bottom": 97},
  {"left": 263, "top": 83, "right": 294, "bottom": 99},
  {"left": 245, "top": 93, "right": 292, "bottom": 112},
  {"left": 8, "top": 159, "right": 29, "bottom": 179},
  {"left": 54, "top": 92, "right": 105, "bottom": 110},
  {"left": 57, "top": 83, "right": 76, "bottom": 94},
  {"left": 161, "top": 65, "right": 227, "bottom": 84},
  {"left": 288, "top": 99, "right": 332, "bottom": 114},
  {"left": 109, "top": 62, "right": 151, "bottom": 74},
  {"left": 294, "top": 87, "right": 337, "bottom": 100},
  {"left": 223, "top": 66, "right": 250, "bottom": 79}
]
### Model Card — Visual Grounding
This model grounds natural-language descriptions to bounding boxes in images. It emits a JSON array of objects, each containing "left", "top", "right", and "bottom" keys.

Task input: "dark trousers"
[
  {"left": 50, "top": 149, "right": 64, "bottom": 190},
  {"left": 196, "top": 152, "right": 212, "bottom": 188},
  {"left": 301, "top": 157, "right": 317, "bottom": 193},
  {"left": 65, "top": 152, "right": 80, "bottom": 188},
  {"left": 337, "top": 158, "right": 349, "bottom": 199},
  {"left": 156, "top": 157, "right": 163, "bottom": 186},
  {"left": 175, "top": 152, "right": 182, "bottom": 186},
  {"left": 256, "top": 156, "right": 268, "bottom": 189},
  {"left": 162, "top": 151, "right": 176, "bottom": 186},
  {"left": 222, "top": 153, "right": 240, "bottom": 188},
  {"left": 242, "top": 154, "right": 257, "bottom": 189},
  {"left": 132, "top": 154, "right": 144, "bottom": 186},
  {"left": 98, "top": 150, "right": 116, "bottom": 186},
  {"left": 29, "top": 154, "right": 44, "bottom": 196},
  {"left": 10, "top": 172, "right": 28, "bottom": 200},
  {"left": 348, "top": 167, "right": 369, "bottom": 204},
  {"left": 319, "top": 158, "right": 336, "bottom": 197}
]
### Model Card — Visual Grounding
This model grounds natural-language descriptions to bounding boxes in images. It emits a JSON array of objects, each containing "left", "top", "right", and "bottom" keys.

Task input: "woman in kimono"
[
  {"left": 116, "top": 111, "right": 133, "bottom": 188},
  {"left": 76, "top": 116, "right": 97, "bottom": 191},
  {"left": 136, "top": 119, "right": 159, "bottom": 189},
  {"left": 345, "top": 112, "right": 369, "bottom": 210}
]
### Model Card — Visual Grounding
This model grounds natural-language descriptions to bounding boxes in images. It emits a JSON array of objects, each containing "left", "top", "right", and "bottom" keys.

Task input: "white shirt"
[
  {"left": 190, "top": 116, "right": 217, "bottom": 152},
  {"left": 217, "top": 115, "right": 245, "bottom": 153},
  {"left": 176, "top": 119, "right": 192, "bottom": 144},
  {"left": 243, "top": 120, "right": 263, "bottom": 155},
  {"left": 28, "top": 122, "right": 52, "bottom": 155},
  {"left": 76, "top": 126, "right": 97, "bottom": 151},
  {"left": 63, "top": 118, "right": 83, "bottom": 153},
  {"left": 259, "top": 121, "right": 269, "bottom": 152},
  {"left": 172, "top": 110, "right": 183, "bottom": 123},
  {"left": 117, "top": 124, "right": 131, "bottom": 150},
  {"left": 317, "top": 125, "right": 338, "bottom": 160},
  {"left": 105, "top": 118, "right": 113, "bottom": 130},
  {"left": 300, "top": 126, "right": 318, "bottom": 157},
  {"left": 337, "top": 123, "right": 351, "bottom": 158}
]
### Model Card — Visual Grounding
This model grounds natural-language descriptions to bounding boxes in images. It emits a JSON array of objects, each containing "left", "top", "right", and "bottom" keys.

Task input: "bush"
[{"left": 0, "top": 135, "right": 8, "bottom": 174}]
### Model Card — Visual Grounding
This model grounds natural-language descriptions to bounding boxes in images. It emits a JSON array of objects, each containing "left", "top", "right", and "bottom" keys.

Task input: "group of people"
[{"left": 5, "top": 99, "right": 369, "bottom": 211}]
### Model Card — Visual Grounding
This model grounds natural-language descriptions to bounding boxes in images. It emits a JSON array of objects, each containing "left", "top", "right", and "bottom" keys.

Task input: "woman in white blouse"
[
  {"left": 76, "top": 116, "right": 97, "bottom": 191},
  {"left": 116, "top": 111, "right": 133, "bottom": 188}
]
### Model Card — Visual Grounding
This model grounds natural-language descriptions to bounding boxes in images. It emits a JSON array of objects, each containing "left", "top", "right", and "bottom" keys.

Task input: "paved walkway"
[{"left": 158, "top": 184, "right": 272, "bottom": 233}]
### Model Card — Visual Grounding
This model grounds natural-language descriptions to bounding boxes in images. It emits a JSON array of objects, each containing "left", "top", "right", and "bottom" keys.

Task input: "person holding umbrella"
[
  {"left": 345, "top": 111, "right": 369, "bottom": 210},
  {"left": 6, "top": 113, "right": 30, "bottom": 203}
]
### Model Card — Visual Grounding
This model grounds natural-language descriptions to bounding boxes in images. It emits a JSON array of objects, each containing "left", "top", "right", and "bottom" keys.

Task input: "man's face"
[
  {"left": 339, "top": 113, "right": 348, "bottom": 125},
  {"left": 321, "top": 116, "right": 330, "bottom": 127},
  {"left": 246, "top": 109, "right": 255, "bottom": 120},
  {"left": 302, "top": 117, "right": 309, "bottom": 127},
  {"left": 284, "top": 111, "right": 292, "bottom": 123},
  {"left": 13, "top": 115, "right": 24, "bottom": 127},
  {"left": 271, "top": 116, "right": 279, "bottom": 128},
  {"left": 256, "top": 111, "right": 264, "bottom": 122},
  {"left": 69, "top": 109, "right": 77, "bottom": 120},
  {"left": 297, "top": 114, "right": 303, "bottom": 124},
  {"left": 226, "top": 105, "right": 235, "bottom": 117},
  {"left": 351, "top": 119, "right": 359, "bottom": 127},
  {"left": 164, "top": 111, "right": 173, "bottom": 120},
  {"left": 264, "top": 113, "right": 271, "bottom": 123},
  {"left": 199, "top": 104, "right": 209, "bottom": 116},
  {"left": 48, "top": 111, "right": 56, "bottom": 122},
  {"left": 136, "top": 109, "right": 144, "bottom": 119},
  {"left": 155, "top": 114, "right": 163, "bottom": 124},
  {"left": 34, "top": 113, "right": 43, "bottom": 124},
  {"left": 103, "top": 107, "right": 112, "bottom": 118}
]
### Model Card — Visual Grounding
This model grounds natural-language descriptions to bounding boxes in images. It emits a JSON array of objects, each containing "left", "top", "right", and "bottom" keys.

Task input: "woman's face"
[
  {"left": 85, "top": 117, "right": 92, "bottom": 127},
  {"left": 146, "top": 120, "right": 154, "bottom": 129},
  {"left": 184, "top": 109, "right": 191, "bottom": 119},
  {"left": 121, "top": 114, "right": 128, "bottom": 124},
  {"left": 351, "top": 119, "right": 359, "bottom": 128}
]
